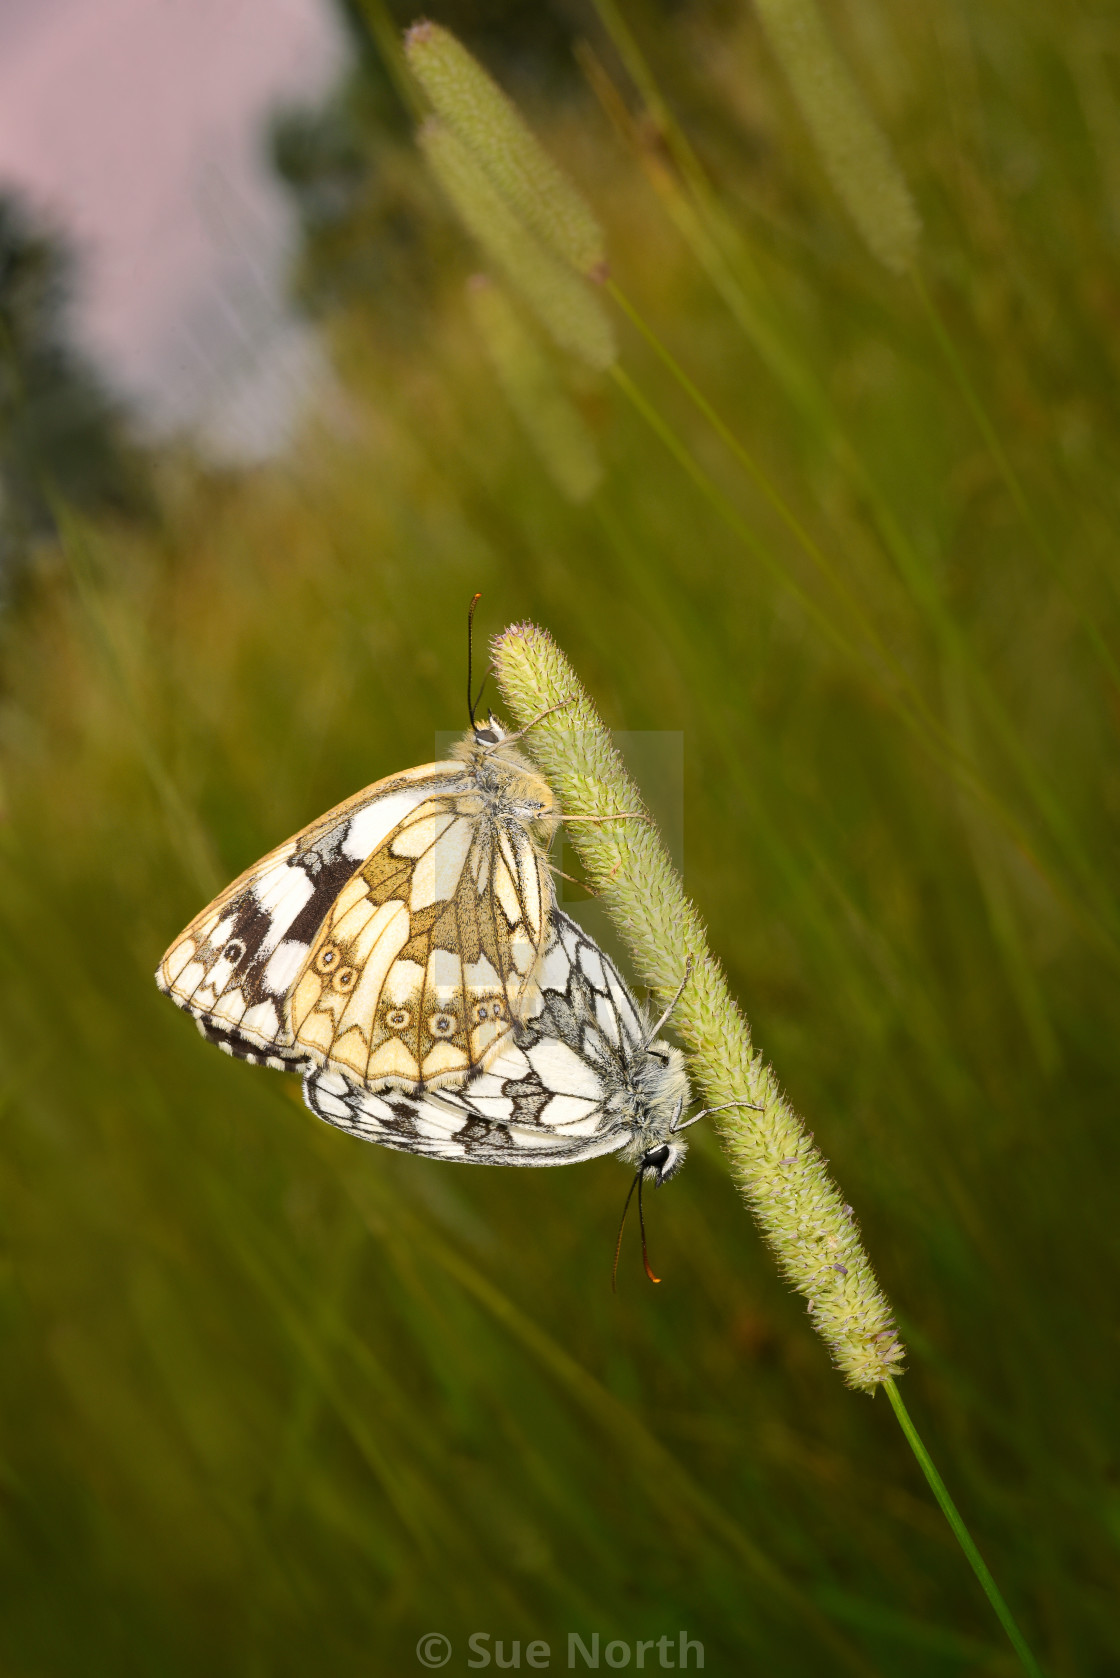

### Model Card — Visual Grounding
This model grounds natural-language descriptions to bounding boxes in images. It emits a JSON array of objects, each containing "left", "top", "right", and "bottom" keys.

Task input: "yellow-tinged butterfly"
[
  {"left": 156, "top": 599, "right": 749, "bottom": 1281},
  {"left": 304, "top": 907, "right": 694, "bottom": 1173},
  {"left": 301, "top": 907, "right": 749, "bottom": 1283},
  {"left": 156, "top": 714, "right": 562, "bottom": 1094}
]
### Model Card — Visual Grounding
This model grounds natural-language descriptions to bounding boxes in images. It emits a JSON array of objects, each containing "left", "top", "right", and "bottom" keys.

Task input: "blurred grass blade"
[
  {"left": 420, "top": 118, "right": 616, "bottom": 370},
  {"left": 754, "top": 0, "right": 920, "bottom": 273},
  {"left": 468, "top": 275, "right": 603, "bottom": 501},
  {"left": 406, "top": 20, "right": 607, "bottom": 277}
]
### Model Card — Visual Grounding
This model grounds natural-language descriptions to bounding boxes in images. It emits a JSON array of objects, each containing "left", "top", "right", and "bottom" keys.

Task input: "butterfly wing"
[
  {"left": 286, "top": 788, "right": 553, "bottom": 1092},
  {"left": 302, "top": 1065, "right": 626, "bottom": 1166},
  {"left": 301, "top": 910, "right": 651, "bottom": 1165},
  {"left": 157, "top": 751, "right": 559, "bottom": 1092},
  {"left": 156, "top": 761, "right": 470, "bottom": 1070}
]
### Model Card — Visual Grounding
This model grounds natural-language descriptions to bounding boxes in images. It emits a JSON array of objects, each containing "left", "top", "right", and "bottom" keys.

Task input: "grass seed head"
[
  {"left": 420, "top": 119, "right": 616, "bottom": 370},
  {"left": 754, "top": 0, "right": 920, "bottom": 274},
  {"left": 406, "top": 20, "right": 608, "bottom": 279}
]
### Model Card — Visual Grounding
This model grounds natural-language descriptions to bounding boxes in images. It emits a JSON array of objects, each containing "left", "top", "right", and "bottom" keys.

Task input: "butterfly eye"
[
  {"left": 474, "top": 1003, "right": 490, "bottom": 1022},
  {"left": 315, "top": 944, "right": 341, "bottom": 975},
  {"left": 334, "top": 967, "right": 356, "bottom": 992},
  {"left": 430, "top": 1012, "right": 457, "bottom": 1037},
  {"left": 387, "top": 1008, "right": 411, "bottom": 1030},
  {"left": 224, "top": 940, "right": 245, "bottom": 965}
]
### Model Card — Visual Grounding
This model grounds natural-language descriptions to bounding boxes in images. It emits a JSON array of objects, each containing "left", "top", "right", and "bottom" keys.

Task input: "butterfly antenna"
[
  {"left": 467, "top": 592, "right": 487, "bottom": 731},
  {"left": 611, "top": 1168, "right": 641, "bottom": 1293},
  {"left": 612, "top": 1165, "right": 663, "bottom": 1290},
  {"left": 638, "top": 1170, "right": 661, "bottom": 1284}
]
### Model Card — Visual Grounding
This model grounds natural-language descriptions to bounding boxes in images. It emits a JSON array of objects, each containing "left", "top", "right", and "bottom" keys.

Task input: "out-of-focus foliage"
[
  {"left": 1, "top": 1, "right": 1118, "bottom": 1675},
  {"left": 0, "top": 194, "right": 148, "bottom": 586},
  {"left": 271, "top": 0, "right": 696, "bottom": 319},
  {"left": 270, "top": 1, "right": 553, "bottom": 320}
]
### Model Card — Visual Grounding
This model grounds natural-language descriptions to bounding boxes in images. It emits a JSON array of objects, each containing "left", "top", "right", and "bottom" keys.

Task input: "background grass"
[{"left": 1, "top": 1, "right": 1118, "bottom": 1671}]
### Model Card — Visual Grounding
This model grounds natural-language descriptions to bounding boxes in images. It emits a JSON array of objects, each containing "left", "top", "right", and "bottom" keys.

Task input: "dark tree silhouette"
[
  {"left": 0, "top": 192, "right": 148, "bottom": 581},
  {"left": 269, "top": 0, "right": 602, "bottom": 323}
]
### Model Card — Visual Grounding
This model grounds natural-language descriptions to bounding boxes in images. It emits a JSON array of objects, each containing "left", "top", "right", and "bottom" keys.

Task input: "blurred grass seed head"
[
  {"left": 419, "top": 117, "right": 616, "bottom": 371},
  {"left": 406, "top": 20, "right": 608, "bottom": 278},
  {"left": 467, "top": 275, "right": 603, "bottom": 503},
  {"left": 408, "top": 22, "right": 616, "bottom": 372},
  {"left": 754, "top": 0, "right": 921, "bottom": 273}
]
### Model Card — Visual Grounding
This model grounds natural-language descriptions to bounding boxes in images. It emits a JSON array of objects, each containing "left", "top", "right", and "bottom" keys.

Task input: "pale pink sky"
[{"left": 0, "top": 0, "right": 345, "bottom": 456}]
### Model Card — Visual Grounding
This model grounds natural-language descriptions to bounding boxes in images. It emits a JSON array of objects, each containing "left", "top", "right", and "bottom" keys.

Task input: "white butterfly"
[
  {"left": 157, "top": 718, "right": 563, "bottom": 1093},
  {"left": 303, "top": 907, "right": 702, "bottom": 1184}
]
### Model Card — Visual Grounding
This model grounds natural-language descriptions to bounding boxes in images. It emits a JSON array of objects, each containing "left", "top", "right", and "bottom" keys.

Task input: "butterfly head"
[
  {"left": 638, "top": 1139, "right": 687, "bottom": 1186},
  {"left": 471, "top": 710, "right": 507, "bottom": 747},
  {"left": 611, "top": 1041, "right": 691, "bottom": 1172},
  {"left": 452, "top": 716, "right": 559, "bottom": 839}
]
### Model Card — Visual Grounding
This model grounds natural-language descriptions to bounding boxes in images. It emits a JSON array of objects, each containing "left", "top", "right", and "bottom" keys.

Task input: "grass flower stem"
[
  {"left": 491, "top": 620, "right": 905, "bottom": 1393},
  {"left": 607, "top": 365, "right": 852, "bottom": 664},
  {"left": 493, "top": 621, "right": 1044, "bottom": 1671},
  {"left": 912, "top": 270, "right": 1120, "bottom": 689},
  {"left": 352, "top": 0, "right": 423, "bottom": 118},
  {"left": 607, "top": 280, "right": 959, "bottom": 752},
  {"left": 605, "top": 364, "right": 1108, "bottom": 962},
  {"left": 583, "top": 14, "right": 1120, "bottom": 961},
  {"left": 884, "top": 1380, "right": 1046, "bottom": 1678}
]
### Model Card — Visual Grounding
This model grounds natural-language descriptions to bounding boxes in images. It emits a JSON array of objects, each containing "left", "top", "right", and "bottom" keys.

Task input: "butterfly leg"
[
  {"left": 561, "top": 811, "right": 653, "bottom": 827},
  {"left": 672, "top": 1099, "right": 764, "bottom": 1134},
  {"left": 498, "top": 695, "right": 576, "bottom": 745},
  {"left": 642, "top": 955, "right": 694, "bottom": 1047},
  {"left": 544, "top": 858, "right": 599, "bottom": 895}
]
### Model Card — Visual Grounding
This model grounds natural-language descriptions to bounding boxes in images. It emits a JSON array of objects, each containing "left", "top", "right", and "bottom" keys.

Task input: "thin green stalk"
[
  {"left": 586, "top": 14, "right": 1120, "bottom": 959},
  {"left": 609, "top": 363, "right": 858, "bottom": 666},
  {"left": 608, "top": 363, "right": 1113, "bottom": 962},
  {"left": 589, "top": 0, "right": 720, "bottom": 220},
  {"left": 608, "top": 278, "right": 967, "bottom": 759},
  {"left": 351, "top": 0, "right": 424, "bottom": 120},
  {"left": 883, "top": 1379, "right": 1046, "bottom": 1678},
  {"left": 912, "top": 270, "right": 1120, "bottom": 689}
]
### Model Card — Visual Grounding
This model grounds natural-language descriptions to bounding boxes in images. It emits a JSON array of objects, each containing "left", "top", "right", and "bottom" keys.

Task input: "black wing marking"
[
  {"left": 157, "top": 769, "right": 470, "bottom": 1066},
  {"left": 302, "top": 1067, "right": 627, "bottom": 1166},
  {"left": 299, "top": 909, "right": 664, "bottom": 1167}
]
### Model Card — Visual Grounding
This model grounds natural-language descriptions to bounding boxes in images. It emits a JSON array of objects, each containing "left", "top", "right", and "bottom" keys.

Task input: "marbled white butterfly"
[
  {"left": 304, "top": 907, "right": 699, "bottom": 1184},
  {"left": 156, "top": 716, "right": 564, "bottom": 1093}
]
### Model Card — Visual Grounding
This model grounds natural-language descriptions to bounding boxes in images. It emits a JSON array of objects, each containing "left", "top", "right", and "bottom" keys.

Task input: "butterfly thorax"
[
  {"left": 605, "top": 1040, "right": 691, "bottom": 1167},
  {"left": 451, "top": 728, "right": 559, "bottom": 844}
]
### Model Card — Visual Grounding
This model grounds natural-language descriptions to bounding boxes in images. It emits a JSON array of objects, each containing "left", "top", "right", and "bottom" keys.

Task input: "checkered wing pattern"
[
  {"left": 156, "top": 731, "right": 559, "bottom": 1093},
  {"left": 303, "top": 910, "right": 691, "bottom": 1168}
]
